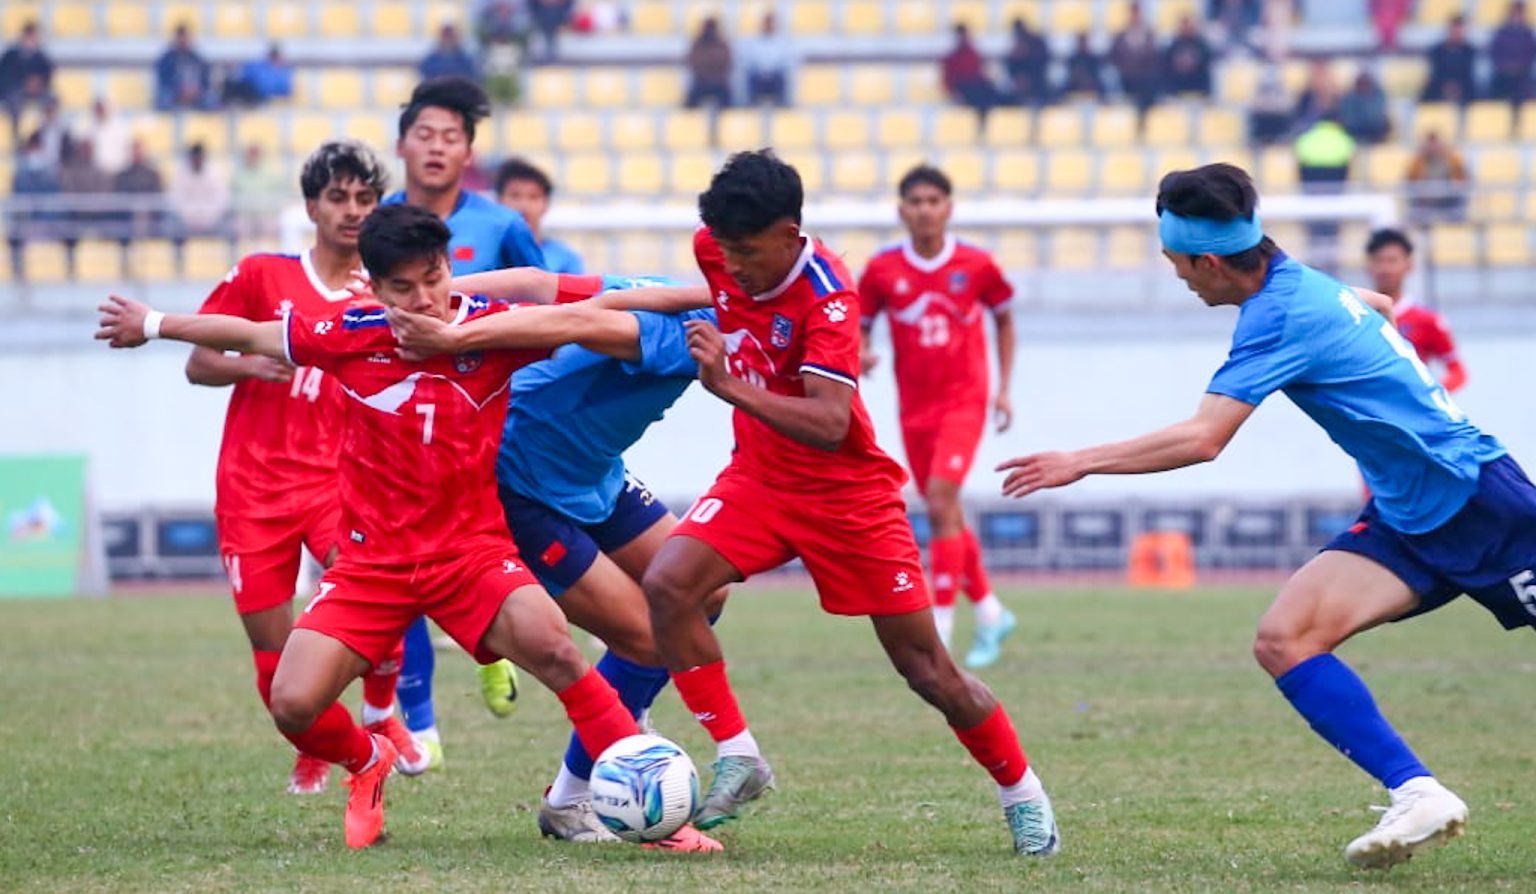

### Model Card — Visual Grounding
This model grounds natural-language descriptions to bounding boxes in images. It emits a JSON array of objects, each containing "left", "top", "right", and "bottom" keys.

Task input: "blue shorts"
[
  {"left": 1324, "top": 455, "right": 1536, "bottom": 630},
  {"left": 498, "top": 473, "right": 671, "bottom": 596}
]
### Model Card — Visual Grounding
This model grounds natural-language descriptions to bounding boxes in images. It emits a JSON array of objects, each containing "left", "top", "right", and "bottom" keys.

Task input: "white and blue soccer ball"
[{"left": 589, "top": 734, "right": 700, "bottom": 843}]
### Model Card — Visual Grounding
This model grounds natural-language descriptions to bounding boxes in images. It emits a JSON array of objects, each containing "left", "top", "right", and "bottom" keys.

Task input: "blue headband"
[{"left": 1158, "top": 210, "right": 1264, "bottom": 256}]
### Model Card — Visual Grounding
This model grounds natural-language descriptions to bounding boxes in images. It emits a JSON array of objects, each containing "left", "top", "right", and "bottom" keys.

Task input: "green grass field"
[{"left": 2, "top": 585, "right": 1533, "bottom": 893}]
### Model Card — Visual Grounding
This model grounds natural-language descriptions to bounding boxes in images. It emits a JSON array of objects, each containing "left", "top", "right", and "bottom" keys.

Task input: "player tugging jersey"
[{"left": 381, "top": 190, "right": 545, "bottom": 274}]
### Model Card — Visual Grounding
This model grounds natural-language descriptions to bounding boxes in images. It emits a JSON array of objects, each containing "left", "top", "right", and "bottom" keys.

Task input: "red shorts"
[
  {"left": 673, "top": 469, "right": 930, "bottom": 617},
  {"left": 902, "top": 406, "right": 987, "bottom": 496},
  {"left": 293, "top": 539, "right": 540, "bottom": 667},
  {"left": 217, "top": 501, "right": 343, "bottom": 615}
]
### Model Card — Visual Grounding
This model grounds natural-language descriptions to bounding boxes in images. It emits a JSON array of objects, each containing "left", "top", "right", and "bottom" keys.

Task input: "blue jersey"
[
  {"left": 1207, "top": 253, "right": 1505, "bottom": 534},
  {"left": 497, "top": 276, "right": 712, "bottom": 524},
  {"left": 382, "top": 190, "right": 545, "bottom": 274},
  {"left": 540, "top": 237, "right": 585, "bottom": 275}
]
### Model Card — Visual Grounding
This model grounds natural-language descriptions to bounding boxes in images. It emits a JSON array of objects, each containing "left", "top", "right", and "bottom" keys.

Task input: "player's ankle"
[{"left": 717, "top": 728, "right": 761, "bottom": 760}]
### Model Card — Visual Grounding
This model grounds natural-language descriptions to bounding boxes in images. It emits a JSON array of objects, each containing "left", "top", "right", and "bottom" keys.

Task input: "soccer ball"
[{"left": 589, "top": 734, "right": 700, "bottom": 843}]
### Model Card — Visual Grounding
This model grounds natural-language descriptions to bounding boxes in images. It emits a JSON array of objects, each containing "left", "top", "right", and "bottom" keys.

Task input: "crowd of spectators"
[{"left": 1422, "top": 5, "right": 1536, "bottom": 104}]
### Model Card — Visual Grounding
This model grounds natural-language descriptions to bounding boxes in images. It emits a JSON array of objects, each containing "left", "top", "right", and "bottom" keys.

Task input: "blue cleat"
[
  {"left": 1006, "top": 792, "right": 1061, "bottom": 856},
  {"left": 964, "top": 608, "right": 1017, "bottom": 669}
]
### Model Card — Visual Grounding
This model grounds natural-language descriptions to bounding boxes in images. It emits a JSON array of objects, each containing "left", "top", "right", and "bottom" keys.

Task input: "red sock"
[
  {"left": 960, "top": 527, "right": 993, "bottom": 604},
  {"left": 929, "top": 535, "right": 965, "bottom": 608},
  {"left": 281, "top": 701, "right": 375, "bottom": 773},
  {"left": 252, "top": 649, "right": 281, "bottom": 707},
  {"left": 557, "top": 668, "right": 641, "bottom": 760},
  {"left": 952, "top": 704, "right": 1029, "bottom": 786},
  {"left": 671, "top": 660, "right": 748, "bottom": 742},
  {"left": 362, "top": 638, "right": 403, "bottom": 711}
]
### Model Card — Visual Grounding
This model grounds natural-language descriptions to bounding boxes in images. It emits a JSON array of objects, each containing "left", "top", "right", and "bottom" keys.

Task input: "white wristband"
[{"left": 143, "top": 310, "right": 165, "bottom": 340}]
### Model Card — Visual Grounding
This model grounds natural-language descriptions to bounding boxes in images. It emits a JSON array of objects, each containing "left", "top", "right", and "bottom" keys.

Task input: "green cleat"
[
  {"left": 694, "top": 755, "right": 775, "bottom": 830},
  {"left": 964, "top": 608, "right": 1018, "bottom": 670},
  {"left": 419, "top": 735, "right": 444, "bottom": 771},
  {"left": 1006, "top": 794, "right": 1060, "bottom": 856},
  {"left": 478, "top": 659, "right": 520, "bottom": 719}
]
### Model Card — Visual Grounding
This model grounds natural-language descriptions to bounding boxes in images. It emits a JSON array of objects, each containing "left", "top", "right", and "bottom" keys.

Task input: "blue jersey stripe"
[
  {"left": 342, "top": 308, "right": 389, "bottom": 330},
  {"left": 804, "top": 254, "right": 844, "bottom": 296}
]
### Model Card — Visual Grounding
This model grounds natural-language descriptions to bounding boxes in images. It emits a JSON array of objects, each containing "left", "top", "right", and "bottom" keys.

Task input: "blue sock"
[
  {"left": 397, "top": 618, "right": 437, "bottom": 733},
  {"left": 1276, "top": 653, "right": 1431, "bottom": 789},
  {"left": 562, "top": 651, "right": 671, "bottom": 780}
]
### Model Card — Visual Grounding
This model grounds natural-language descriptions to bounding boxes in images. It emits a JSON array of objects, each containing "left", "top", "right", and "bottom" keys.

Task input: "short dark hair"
[
  {"left": 1155, "top": 163, "right": 1278, "bottom": 272},
  {"left": 495, "top": 157, "right": 553, "bottom": 198},
  {"left": 1366, "top": 227, "right": 1414, "bottom": 256},
  {"left": 399, "top": 77, "right": 491, "bottom": 144},
  {"left": 898, "top": 164, "right": 953, "bottom": 198},
  {"left": 300, "top": 140, "right": 389, "bottom": 200},
  {"left": 698, "top": 149, "right": 803, "bottom": 240},
  {"left": 359, "top": 204, "right": 451, "bottom": 280}
]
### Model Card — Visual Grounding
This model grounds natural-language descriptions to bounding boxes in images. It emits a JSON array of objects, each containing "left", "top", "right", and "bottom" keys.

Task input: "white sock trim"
[
  {"left": 547, "top": 762, "right": 592, "bottom": 809},
  {"left": 413, "top": 725, "right": 440, "bottom": 744},
  {"left": 974, "top": 593, "right": 1005, "bottom": 627},
  {"left": 361, "top": 701, "right": 395, "bottom": 726},
  {"left": 999, "top": 766, "right": 1045, "bottom": 807},
  {"left": 717, "top": 728, "right": 761, "bottom": 760}
]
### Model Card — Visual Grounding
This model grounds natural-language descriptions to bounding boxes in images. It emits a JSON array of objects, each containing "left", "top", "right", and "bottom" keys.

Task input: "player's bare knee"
[
  {"left": 267, "top": 686, "right": 323, "bottom": 733},
  {"left": 642, "top": 564, "right": 701, "bottom": 619},
  {"left": 1252, "top": 622, "right": 1311, "bottom": 678}
]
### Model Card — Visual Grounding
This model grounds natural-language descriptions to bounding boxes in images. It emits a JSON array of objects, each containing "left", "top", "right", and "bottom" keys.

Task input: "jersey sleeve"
[
  {"left": 856, "top": 263, "right": 884, "bottom": 330},
  {"left": 555, "top": 274, "right": 605, "bottom": 304},
  {"left": 284, "top": 306, "right": 392, "bottom": 372},
  {"left": 621, "top": 309, "right": 709, "bottom": 378},
  {"left": 976, "top": 256, "right": 1015, "bottom": 311},
  {"left": 1423, "top": 313, "right": 1458, "bottom": 362},
  {"left": 198, "top": 260, "right": 257, "bottom": 318},
  {"left": 1206, "top": 299, "right": 1310, "bottom": 405},
  {"left": 499, "top": 214, "right": 548, "bottom": 270},
  {"left": 799, "top": 292, "right": 861, "bottom": 389},
  {"left": 475, "top": 301, "right": 556, "bottom": 371}
]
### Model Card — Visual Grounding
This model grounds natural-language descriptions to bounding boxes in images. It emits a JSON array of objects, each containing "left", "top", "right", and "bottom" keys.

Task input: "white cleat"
[
  {"left": 537, "top": 794, "right": 621, "bottom": 843},
  {"left": 1344, "top": 777, "right": 1468, "bottom": 869}
]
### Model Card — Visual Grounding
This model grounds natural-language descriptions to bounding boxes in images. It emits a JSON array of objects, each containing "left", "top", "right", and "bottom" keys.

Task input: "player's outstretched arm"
[
  {"left": 96, "top": 295, "right": 285, "bottom": 359},
  {"left": 687, "top": 319, "right": 851, "bottom": 451},
  {"left": 992, "top": 310, "right": 1016, "bottom": 433},
  {"left": 185, "top": 346, "right": 294, "bottom": 387},
  {"left": 387, "top": 303, "right": 642, "bottom": 361},
  {"left": 586, "top": 285, "right": 712, "bottom": 313},
  {"left": 1354, "top": 287, "right": 1396, "bottom": 325},
  {"left": 450, "top": 268, "right": 560, "bottom": 304},
  {"left": 996, "top": 393, "right": 1255, "bottom": 498}
]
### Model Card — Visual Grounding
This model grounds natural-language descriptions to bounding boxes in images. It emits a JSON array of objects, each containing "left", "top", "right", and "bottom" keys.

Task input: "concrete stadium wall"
[{"left": 12, "top": 331, "right": 1536, "bottom": 512}]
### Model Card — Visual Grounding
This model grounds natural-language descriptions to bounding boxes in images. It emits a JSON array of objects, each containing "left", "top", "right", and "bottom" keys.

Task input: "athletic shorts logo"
[
  {"left": 770, "top": 313, "right": 793, "bottom": 349},
  {"left": 350, "top": 529, "right": 366, "bottom": 544},
  {"left": 893, "top": 571, "right": 916, "bottom": 593},
  {"left": 502, "top": 559, "right": 522, "bottom": 574},
  {"left": 453, "top": 351, "right": 484, "bottom": 374}
]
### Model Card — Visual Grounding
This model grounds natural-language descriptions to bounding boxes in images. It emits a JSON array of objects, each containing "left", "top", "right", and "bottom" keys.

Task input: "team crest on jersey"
[
  {"left": 453, "top": 351, "right": 484, "bottom": 373},
  {"left": 948, "top": 271, "right": 969, "bottom": 293},
  {"left": 770, "top": 313, "right": 793, "bottom": 349},
  {"left": 895, "top": 277, "right": 910, "bottom": 295}
]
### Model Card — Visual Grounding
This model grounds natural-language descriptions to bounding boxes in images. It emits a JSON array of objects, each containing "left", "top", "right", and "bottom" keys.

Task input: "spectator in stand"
[
  {"left": 684, "top": 16, "right": 733, "bottom": 109},
  {"left": 1063, "top": 32, "right": 1107, "bottom": 100},
  {"left": 1406, "top": 130, "right": 1470, "bottom": 222},
  {"left": 1247, "top": 66, "right": 1293, "bottom": 144},
  {"left": 167, "top": 142, "right": 231, "bottom": 242},
  {"left": 740, "top": 11, "right": 795, "bottom": 107},
  {"left": 1292, "top": 59, "right": 1340, "bottom": 126},
  {"left": 226, "top": 44, "right": 294, "bottom": 106},
  {"left": 495, "top": 157, "right": 583, "bottom": 274},
  {"left": 1294, "top": 112, "right": 1356, "bottom": 270},
  {"left": 1338, "top": 71, "right": 1391, "bottom": 144},
  {"left": 1424, "top": 16, "right": 1478, "bottom": 103},
  {"left": 0, "top": 20, "right": 54, "bottom": 138},
  {"left": 478, "top": 0, "right": 529, "bottom": 44},
  {"left": 1004, "top": 17, "right": 1053, "bottom": 107},
  {"left": 420, "top": 24, "right": 481, "bottom": 82},
  {"left": 155, "top": 23, "right": 216, "bottom": 110},
  {"left": 1209, "top": 0, "right": 1262, "bottom": 53},
  {"left": 530, "top": 0, "right": 577, "bottom": 61},
  {"left": 1488, "top": 1, "right": 1536, "bottom": 103},
  {"left": 114, "top": 139, "right": 167, "bottom": 241},
  {"left": 29, "top": 96, "right": 67, "bottom": 170},
  {"left": 58, "top": 136, "right": 113, "bottom": 266},
  {"left": 231, "top": 143, "right": 286, "bottom": 240},
  {"left": 942, "top": 22, "right": 1004, "bottom": 123},
  {"left": 1110, "top": 4, "right": 1163, "bottom": 120},
  {"left": 1372, "top": 0, "right": 1412, "bottom": 51},
  {"left": 71, "top": 98, "right": 131, "bottom": 176},
  {"left": 1164, "top": 16, "right": 1213, "bottom": 97},
  {"left": 8, "top": 131, "right": 62, "bottom": 281}
]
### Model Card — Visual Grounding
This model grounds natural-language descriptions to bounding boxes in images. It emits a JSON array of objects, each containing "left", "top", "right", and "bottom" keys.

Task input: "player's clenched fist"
[
  {"left": 685, "top": 319, "right": 729, "bottom": 391},
  {"left": 996, "top": 451, "right": 1086, "bottom": 498},
  {"left": 95, "top": 294, "right": 151, "bottom": 348}
]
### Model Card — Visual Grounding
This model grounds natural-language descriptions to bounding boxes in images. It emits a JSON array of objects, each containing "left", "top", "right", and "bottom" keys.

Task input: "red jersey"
[
  {"left": 199, "top": 252, "right": 352, "bottom": 519},
  {"left": 1395, "top": 300, "right": 1459, "bottom": 368},
  {"left": 283, "top": 295, "right": 549, "bottom": 564},
  {"left": 694, "top": 228, "right": 905, "bottom": 494}
]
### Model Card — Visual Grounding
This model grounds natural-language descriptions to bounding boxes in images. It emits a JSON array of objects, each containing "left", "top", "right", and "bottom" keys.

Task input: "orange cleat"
[
  {"left": 344, "top": 733, "right": 398, "bottom": 849},
  {"left": 364, "top": 716, "right": 431, "bottom": 776},
  {"left": 287, "top": 753, "right": 330, "bottom": 795},
  {"left": 642, "top": 823, "right": 725, "bottom": 852}
]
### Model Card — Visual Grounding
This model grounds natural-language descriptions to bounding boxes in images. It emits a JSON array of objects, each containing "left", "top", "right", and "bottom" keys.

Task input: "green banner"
[{"left": 0, "top": 455, "right": 88, "bottom": 598}]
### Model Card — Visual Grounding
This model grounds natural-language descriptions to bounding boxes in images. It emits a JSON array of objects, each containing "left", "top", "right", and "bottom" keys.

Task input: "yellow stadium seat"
[
  {"left": 208, "top": 4, "right": 252, "bottom": 38},
  {"left": 668, "top": 152, "right": 717, "bottom": 195},
  {"left": 1217, "top": 59, "right": 1260, "bottom": 105},
  {"left": 424, "top": 1, "right": 465, "bottom": 32},
  {"left": 1198, "top": 107, "right": 1245, "bottom": 147},
  {"left": 638, "top": 69, "right": 683, "bottom": 108},
  {"left": 792, "top": 152, "right": 826, "bottom": 192},
  {"left": 317, "top": 70, "right": 366, "bottom": 110},
  {"left": 610, "top": 111, "right": 658, "bottom": 150},
  {"left": 1258, "top": 146, "right": 1298, "bottom": 190},
  {"left": 848, "top": 66, "right": 896, "bottom": 106},
  {"left": 1051, "top": 228, "right": 1098, "bottom": 269},
  {"left": 1037, "top": 107, "right": 1083, "bottom": 148},
  {"left": 1099, "top": 150, "right": 1149, "bottom": 195},
  {"left": 1045, "top": 151, "right": 1094, "bottom": 193},
  {"left": 717, "top": 110, "right": 766, "bottom": 149},
  {"left": 373, "top": 1, "right": 414, "bottom": 37},
  {"left": 1107, "top": 227, "right": 1152, "bottom": 269},
  {"left": 933, "top": 107, "right": 983, "bottom": 148},
  {"left": 501, "top": 113, "right": 552, "bottom": 154},
  {"left": 1143, "top": 106, "right": 1191, "bottom": 147},
  {"left": 563, "top": 155, "right": 612, "bottom": 196},
  {"left": 617, "top": 152, "right": 665, "bottom": 195},
  {"left": 54, "top": 69, "right": 92, "bottom": 108},
  {"left": 22, "top": 242, "right": 70, "bottom": 285},
  {"left": 1205, "top": 148, "right": 1253, "bottom": 175},
  {"left": 1474, "top": 147, "right": 1523, "bottom": 184},
  {"left": 1049, "top": 1, "right": 1093, "bottom": 33},
  {"left": 234, "top": 113, "right": 283, "bottom": 156},
  {"left": 843, "top": 0, "right": 885, "bottom": 34},
  {"left": 265, "top": 2, "right": 308, "bottom": 39},
  {"left": 106, "top": 71, "right": 150, "bottom": 110},
  {"left": 531, "top": 69, "right": 577, "bottom": 108},
  {"left": 1417, "top": 0, "right": 1461, "bottom": 24},
  {"left": 372, "top": 68, "right": 416, "bottom": 108},
  {"left": 950, "top": 0, "right": 991, "bottom": 30},
  {"left": 1153, "top": 148, "right": 1202, "bottom": 180},
  {"left": 1412, "top": 102, "right": 1459, "bottom": 139},
  {"left": 127, "top": 240, "right": 177, "bottom": 282},
  {"left": 1485, "top": 223, "right": 1531, "bottom": 265},
  {"left": 181, "top": 113, "right": 229, "bottom": 154},
  {"left": 984, "top": 108, "right": 1031, "bottom": 146},
  {"left": 2, "top": 3, "right": 41, "bottom": 40},
  {"left": 287, "top": 113, "right": 337, "bottom": 155},
  {"left": 995, "top": 229, "right": 1039, "bottom": 268},
  {"left": 893, "top": 1, "right": 938, "bottom": 34},
  {"left": 630, "top": 3, "right": 675, "bottom": 35},
  {"left": 1470, "top": 190, "right": 1517, "bottom": 221},
  {"left": 105, "top": 1, "right": 150, "bottom": 36},
  {"left": 318, "top": 3, "right": 362, "bottom": 37},
  {"left": 556, "top": 112, "right": 604, "bottom": 152},
  {"left": 133, "top": 118, "right": 176, "bottom": 159},
  {"left": 936, "top": 149, "right": 987, "bottom": 191},
  {"left": 1379, "top": 57, "right": 1427, "bottom": 97},
  {"left": 1465, "top": 101, "right": 1512, "bottom": 142},
  {"left": 615, "top": 232, "right": 666, "bottom": 274},
  {"left": 831, "top": 152, "right": 881, "bottom": 192},
  {"left": 769, "top": 110, "right": 817, "bottom": 151},
  {"left": 1156, "top": 0, "right": 1200, "bottom": 31},
  {"left": 905, "top": 66, "right": 946, "bottom": 104},
  {"left": 0, "top": 156, "right": 11, "bottom": 195},
  {"left": 992, "top": 150, "right": 1040, "bottom": 190},
  {"left": 1364, "top": 144, "right": 1412, "bottom": 187},
  {"left": 1089, "top": 106, "right": 1138, "bottom": 148},
  {"left": 788, "top": 1, "right": 833, "bottom": 35},
  {"left": 1473, "top": 0, "right": 1507, "bottom": 26},
  {"left": 1428, "top": 225, "right": 1477, "bottom": 266},
  {"left": 877, "top": 110, "right": 923, "bottom": 148},
  {"left": 1105, "top": 2, "right": 1134, "bottom": 32},
  {"left": 347, "top": 113, "right": 389, "bottom": 149},
  {"left": 662, "top": 111, "right": 711, "bottom": 151},
  {"left": 582, "top": 68, "right": 630, "bottom": 110},
  {"left": 75, "top": 240, "right": 123, "bottom": 284},
  {"left": 822, "top": 109, "right": 871, "bottom": 151},
  {"left": 50, "top": 3, "right": 96, "bottom": 38},
  {"left": 184, "top": 238, "right": 234, "bottom": 282},
  {"left": 1001, "top": 1, "right": 1045, "bottom": 29},
  {"left": 798, "top": 66, "right": 841, "bottom": 106}
]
